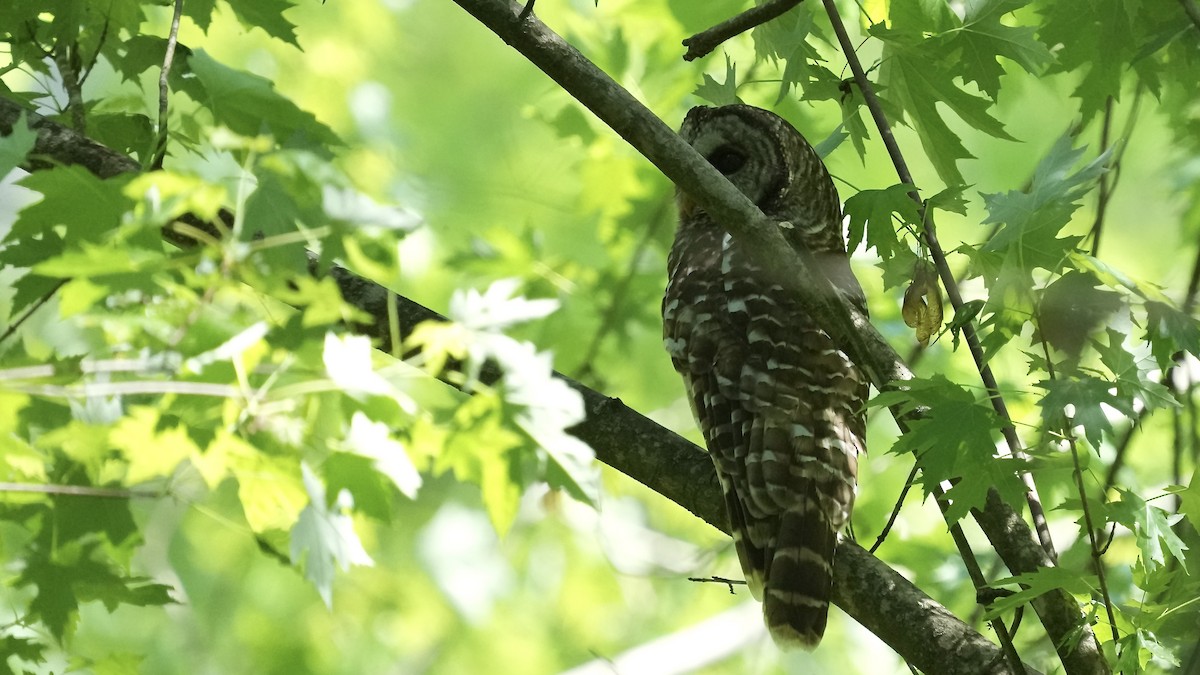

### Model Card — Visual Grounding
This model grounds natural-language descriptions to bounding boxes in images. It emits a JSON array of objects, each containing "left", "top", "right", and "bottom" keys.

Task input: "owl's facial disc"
[{"left": 682, "top": 115, "right": 781, "bottom": 208}]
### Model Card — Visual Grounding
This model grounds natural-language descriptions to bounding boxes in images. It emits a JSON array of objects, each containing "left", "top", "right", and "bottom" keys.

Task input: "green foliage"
[
  {"left": 694, "top": 55, "right": 741, "bottom": 106},
  {"left": 1, "top": 0, "right": 1199, "bottom": 673},
  {"left": 873, "top": 376, "right": 1026, "bottom": 521}
]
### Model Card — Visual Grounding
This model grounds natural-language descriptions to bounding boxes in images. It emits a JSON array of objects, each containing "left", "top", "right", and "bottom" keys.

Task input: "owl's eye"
[{"left": 708, "top": 148, "right": 746, "bottom": 175}]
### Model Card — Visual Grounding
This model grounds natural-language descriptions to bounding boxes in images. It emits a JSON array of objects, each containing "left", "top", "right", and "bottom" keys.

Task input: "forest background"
[{"left": 1, "top": 0, "right": 1199, "bottom": 673}]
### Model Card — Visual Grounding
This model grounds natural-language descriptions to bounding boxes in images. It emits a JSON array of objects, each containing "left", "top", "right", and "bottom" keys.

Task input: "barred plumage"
[{"left": 662, "top": 105, "right": 868, "bottom": 649}]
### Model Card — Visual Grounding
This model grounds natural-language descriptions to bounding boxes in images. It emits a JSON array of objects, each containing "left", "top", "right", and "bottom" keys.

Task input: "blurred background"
[{"left": 1, "top": 0, "right": 1196, "bottom": 672}]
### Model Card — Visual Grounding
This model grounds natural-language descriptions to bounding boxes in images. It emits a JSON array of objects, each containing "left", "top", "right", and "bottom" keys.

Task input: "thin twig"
[
  {"left": 1187, "top": 242, "right": 1200, "bottom": 314},
  {"left": 24, "top": 21, "right": 55, "bottom": 59},
  {"left": 1172, "top": 385, "right": 1186, "bottom": 513},
  {"left": 0, "top": 482, "right": 162, "bottom": 499},
  {"left": 681, "top": 0, "right": 804, "bottom": 62},
  {"left": 151, "top": 0, "right": 185, "bottom": 170},
  {"left": 1089, "top": 88, "right": 1143, "bottom": 256},
  {"left": 870, "top": 463, "right": 919, "bottom": 554},
  {"left": 78, "top": 18, "right": 110, "bottom": 84},
  {"left": 1187, "top": 378, "right": 1198, "bottom": 513},
  {"left": 1089, "top": 98, "right": 1115, "bottom": 256},
  {"left": 1067, "top": 433, "right": 1120, "bottom": 645},
  {"left": 687, "top": 575, "right": 747, "bottom": 594},
  {"left": 0, "top": 279, "right": 68, "bottom": 347},
  {"left": 821, "top": 0, "right": 1057, "bottom": 563}
]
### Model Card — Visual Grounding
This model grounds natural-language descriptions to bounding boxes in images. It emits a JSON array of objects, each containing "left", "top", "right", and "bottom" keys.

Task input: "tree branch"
[
  {"left": 151, "top": 0, "right": 185, "bottom": 170},
  {"left": 441, "top": 2, "right": 1103, "bottom": 673},
  {"left": 681, "top": 0, "right": 804, "bottom": 62},
  {"left": 1, "top": 93, "right": 1030, "bottom": 675}
]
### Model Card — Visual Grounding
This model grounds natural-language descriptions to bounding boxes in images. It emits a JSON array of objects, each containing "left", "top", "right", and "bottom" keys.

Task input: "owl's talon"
[{"left": 518, "top": 0, "right": 536, "bottom": 21}]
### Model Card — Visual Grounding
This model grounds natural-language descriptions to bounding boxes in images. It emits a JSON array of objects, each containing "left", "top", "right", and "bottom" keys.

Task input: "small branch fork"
[{"left": 932, "top": 482, "right": 1025, "bottom": 672}]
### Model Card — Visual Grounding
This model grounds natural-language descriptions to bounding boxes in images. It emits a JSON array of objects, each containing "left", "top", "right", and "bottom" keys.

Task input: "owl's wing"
[{"left": 668, "top": 260, "right": 863, "bottom": 648}]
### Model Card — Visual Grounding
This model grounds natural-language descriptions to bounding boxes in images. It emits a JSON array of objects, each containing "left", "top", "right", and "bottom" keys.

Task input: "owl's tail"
[{"left": 762, "top": 500, "right": 837, "bottom": 650}]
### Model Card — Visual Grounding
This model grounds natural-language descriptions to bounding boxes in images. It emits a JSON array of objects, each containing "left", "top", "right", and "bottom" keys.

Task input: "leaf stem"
[{"left": 1067, "top": 433, "right": 1120, "bottom": 646}]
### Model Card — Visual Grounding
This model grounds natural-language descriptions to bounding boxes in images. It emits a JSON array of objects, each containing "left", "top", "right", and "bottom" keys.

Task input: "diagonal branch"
[
  {"left": 1, "top": 93, "right": 1028, "bottom": 675},
  {"left": 439, "top": 1, "right": 1104, "bottom": 672}
]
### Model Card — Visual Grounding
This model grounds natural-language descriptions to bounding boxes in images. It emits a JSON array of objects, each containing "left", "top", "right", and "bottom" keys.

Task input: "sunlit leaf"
[
  {"left": 111, "top": 407, "right": 198, "bottom": 484},
  {"left": 953, "top": 0, "right": 1053, "bottom": 99},
  {"left": 290, "top": 463, "right": 374, "bottom": 607},
  {"left": 345, "top": 412, "right": 422, "bottom": 499},
  {"left": 224, "top": 0, "right": 301, "bottom": 46},
  {"left": 9, "top": 167, "right": 130, "bottom": 243},
  {"left": 323, "top": 333, "right": 392, "bottom": 398},
  {"left": 448, "top": 278, "right": 559, "bottom": 333}
]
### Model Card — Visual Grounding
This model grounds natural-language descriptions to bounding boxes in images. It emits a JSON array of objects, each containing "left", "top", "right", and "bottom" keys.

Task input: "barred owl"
[{"left": 662, "top": 105, "right": 868, "bottom": 649}]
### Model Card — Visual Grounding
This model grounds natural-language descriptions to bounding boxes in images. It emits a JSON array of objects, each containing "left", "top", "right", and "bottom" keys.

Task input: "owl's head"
[{"left": 677, "top": 105, "right": 836, "bottom": 226}]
